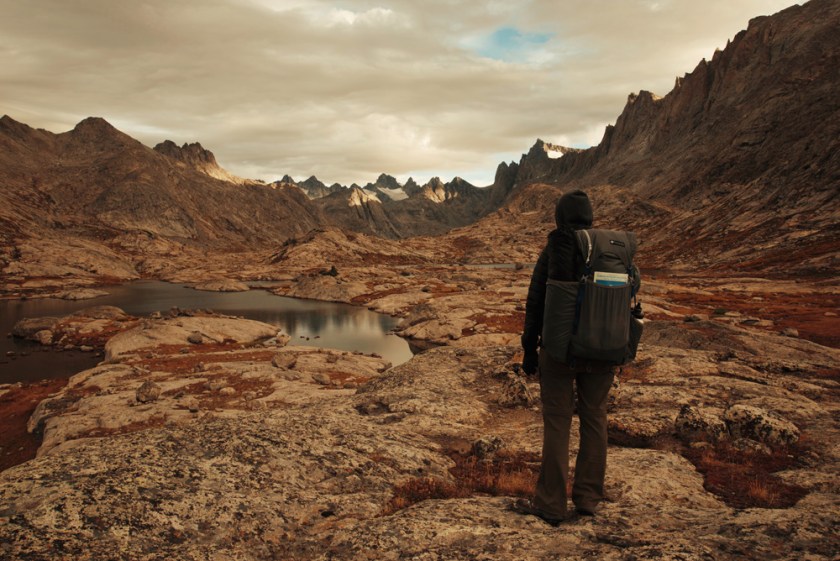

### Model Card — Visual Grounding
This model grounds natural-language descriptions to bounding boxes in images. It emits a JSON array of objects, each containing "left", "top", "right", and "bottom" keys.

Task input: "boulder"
[
  {"left": 272, "top": 353, "right": 298, "bottom": 369},
  {"left": 33, "top": 329, "right": 54, "bottom": 345},
  {"left": 674, "top": 404, "right": 727, "bottom": 442},
  {"left": 496, "top": 375, "right": 537, "bottom": 408},
  {"left": 471, "top": 435, "right": 504, "bottom": 459},
  {"left": 181, "top": 396, "right": 200, "bottom": 413},
  {"left": 312, "top": 372, "right": 332, "bottom": 385},
  {"left": 723, "top": 404, "right": 800, "bottom": 447},
  {"left": 12, "top": 317, "right": 58, "bottom": 338},
  {"left": 70, "top": 306, "right": 129, "bottom": 320},
  {"left": 136, "top": 380, "right": 162, "bottom": 403},
  {"left": 105, "top": 317, "right": 276, "bottom": 360}
]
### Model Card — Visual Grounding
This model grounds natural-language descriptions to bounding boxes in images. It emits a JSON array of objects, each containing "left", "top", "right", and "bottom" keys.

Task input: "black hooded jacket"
[{"left": 521, "top": 190, "right": 593, "bottom": 355}]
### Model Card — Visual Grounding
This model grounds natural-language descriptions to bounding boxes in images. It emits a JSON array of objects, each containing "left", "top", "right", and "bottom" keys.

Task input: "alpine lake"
[{"left": 0, "top": 280, "right": 413, "bottom": 384}]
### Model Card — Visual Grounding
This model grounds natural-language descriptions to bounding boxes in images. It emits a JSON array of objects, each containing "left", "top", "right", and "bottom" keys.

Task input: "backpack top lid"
[{"left": 575, "top": 229, "right": 637, "bottom": 280}]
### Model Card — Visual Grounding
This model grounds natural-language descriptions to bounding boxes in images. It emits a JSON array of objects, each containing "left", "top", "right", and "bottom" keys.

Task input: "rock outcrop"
[
  {"left": 494, "top": 0, "right": 840, "bottom": 275},
  {"left": 153, "top": 140, "right": 245, "bottom": 184}
]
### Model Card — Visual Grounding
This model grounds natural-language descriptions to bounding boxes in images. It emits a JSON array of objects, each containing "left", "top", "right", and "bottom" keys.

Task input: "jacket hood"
[{"left": 555, "top": 190, "right": 593, "bottom": 230}]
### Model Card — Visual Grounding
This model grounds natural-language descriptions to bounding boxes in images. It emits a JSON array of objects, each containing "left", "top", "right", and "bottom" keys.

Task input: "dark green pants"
[{"left": 534, "top": 350, "right": 615, "bottom": 518}]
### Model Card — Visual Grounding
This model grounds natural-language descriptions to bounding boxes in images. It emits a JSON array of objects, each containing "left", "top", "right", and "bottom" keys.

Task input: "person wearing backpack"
[{"left": 511, "top": 189, "right": 641, "bottom": 525}]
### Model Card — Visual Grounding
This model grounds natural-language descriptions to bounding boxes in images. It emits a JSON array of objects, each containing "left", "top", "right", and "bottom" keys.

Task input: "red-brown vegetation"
[
  {"left": 0, "top": 379, "right": 68, "bottom": 472},
  {"left": 383, "top": 449, "right": 540, "bottom": 514},
  {"left": 350, "top": 286, "right": 408, "bottom": 304},
  {"left": 659, "top": 279, "right": 839, "bottom": 348},
  {"left": 52, "top": 318, "right": 140, "bottom": 349},
  {"left": 618, "top": 357, "right": 656, "bottom": 383},
  {"left": 681, "top": 441, "right": 809, "bottom": 509},
  {"left": 127, "top": 345, "right": 276, "bottom": 376},
  {"left": 319, "top": 370, "right": 371, "bottom": 389},
  {"left": 464, "top": 311, "right": 525, "bottom": 336}
]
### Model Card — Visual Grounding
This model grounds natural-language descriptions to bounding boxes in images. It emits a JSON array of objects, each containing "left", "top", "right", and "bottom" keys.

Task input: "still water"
[{"left": 0, "top": 281, "right": 413, "bottom": 384}]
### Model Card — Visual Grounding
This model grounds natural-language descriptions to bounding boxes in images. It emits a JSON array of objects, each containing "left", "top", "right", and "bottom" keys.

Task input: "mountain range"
[{"left": 1, "top": 0, "right": 837, "bottom": 277}]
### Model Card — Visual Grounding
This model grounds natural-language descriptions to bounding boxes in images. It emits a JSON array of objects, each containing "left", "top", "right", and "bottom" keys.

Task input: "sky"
[{"left": 0, "top": 0, "right": 798, "bottom": 187}]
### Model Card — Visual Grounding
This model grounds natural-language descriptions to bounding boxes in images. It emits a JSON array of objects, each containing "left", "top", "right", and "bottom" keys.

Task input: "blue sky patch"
[{"left": 474, "top": 26, "right": 554, "bottom": 62}]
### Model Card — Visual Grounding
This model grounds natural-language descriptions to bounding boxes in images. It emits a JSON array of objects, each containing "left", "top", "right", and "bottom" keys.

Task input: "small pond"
[{"left": 0, "top": 281, "right": 413, "bottom": 384}]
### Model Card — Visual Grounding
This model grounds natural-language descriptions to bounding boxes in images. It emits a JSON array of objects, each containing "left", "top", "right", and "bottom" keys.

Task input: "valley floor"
[{"left": 1, "top": 246, "right": 839, "bottom": 560}]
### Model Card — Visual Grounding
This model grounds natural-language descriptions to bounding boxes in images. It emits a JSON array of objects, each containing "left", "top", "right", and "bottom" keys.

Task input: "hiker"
[{"left": 512, "top": 189, "right": 641, "bottom": 526}]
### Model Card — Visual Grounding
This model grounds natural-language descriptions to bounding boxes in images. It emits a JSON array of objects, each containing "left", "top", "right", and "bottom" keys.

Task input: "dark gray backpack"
[{"left": 542, "top": 229, "right": 642, "bottom": 366}]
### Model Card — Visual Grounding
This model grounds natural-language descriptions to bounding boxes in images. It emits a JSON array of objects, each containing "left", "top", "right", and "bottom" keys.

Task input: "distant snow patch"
[
  {"left": 381, "top": 187, "right": 408, "bottom": 201},
  {"left": 545, "top": 146, "right": 566, "bottom": 159}
]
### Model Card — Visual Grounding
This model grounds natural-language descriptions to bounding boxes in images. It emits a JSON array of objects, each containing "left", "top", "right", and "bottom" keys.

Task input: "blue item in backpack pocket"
[{"left": 593, "top": 271, "right": 629, "bottom": 287}]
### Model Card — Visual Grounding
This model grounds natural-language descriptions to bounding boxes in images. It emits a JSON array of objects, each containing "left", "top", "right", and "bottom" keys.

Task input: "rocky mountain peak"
[
  {"left": 425, "top": 177, "right": 444, "bottom": 189},
  {"left": 0, "top": 115, "right": 31, "bottom": 135},
  {"left": 416, "top": 177, "right": 448, "bottom": 203},
  {"left": 363, "top": 173, "right": 405, "bottom": 202},
  {"left": 301, "top": 176, "right": 326, "bottom": 190},
  {"left": 0, "top": 115, "right": 44, "bottom": 145},
  {"left": 72, "top": 116, "right": 119, "bottom": 135},
  {"left": 512, "top": 139, "right": 582, "bottom": 186},
  {"left": 402, "top": 177, "right": 421, "bottom": 197},
  {"left": 347, "top": 184, "right": 381, "bottom": 207},
  {"left": 297, "top": 176, "right": 342, "bottom": 199},
  {"left": 153, "top": 139, "right": 244, "bottom": 184},
  {"left": 66, "top": 117, "right": 136, "bottom": 148},
  {"left": 373, "top": 173, "right": 401, "bottom": 190},
  {"left": 154, "top": 140, "right": 219, "bottom": 168}
]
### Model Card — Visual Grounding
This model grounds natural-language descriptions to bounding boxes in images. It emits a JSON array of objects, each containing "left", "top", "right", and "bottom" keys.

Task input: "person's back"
[{"left": 513, "top": 189, "right": 636, "bottom": 525}]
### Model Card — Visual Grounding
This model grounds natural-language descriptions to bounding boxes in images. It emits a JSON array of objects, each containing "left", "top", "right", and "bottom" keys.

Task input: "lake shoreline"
[{"left": 1, "top": 279, "right": 414, "bottom": 385}]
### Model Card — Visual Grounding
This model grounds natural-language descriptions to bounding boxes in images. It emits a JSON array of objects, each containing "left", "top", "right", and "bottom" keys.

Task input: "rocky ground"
[
  {"left": 3, "top": 1, "right": 839, "bottom": 555},
  {"left": 1, "top": 239, "right": 839, "bottom": 560}
]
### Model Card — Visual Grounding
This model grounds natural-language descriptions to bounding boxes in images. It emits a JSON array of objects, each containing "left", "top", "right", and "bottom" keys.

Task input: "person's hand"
[{"left": 522, "top": 349, "right": 539, "bottom": 376}]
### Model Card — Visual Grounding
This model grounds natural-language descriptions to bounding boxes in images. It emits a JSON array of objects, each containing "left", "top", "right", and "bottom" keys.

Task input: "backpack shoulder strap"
[{"left": 574, "top": 229, "right": 593, "bottom": 268}]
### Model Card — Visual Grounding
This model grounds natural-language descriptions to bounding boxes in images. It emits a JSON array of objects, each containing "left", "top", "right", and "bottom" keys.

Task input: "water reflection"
[{"left": 0, "top": 281, "right": 413, "bottom": 384}]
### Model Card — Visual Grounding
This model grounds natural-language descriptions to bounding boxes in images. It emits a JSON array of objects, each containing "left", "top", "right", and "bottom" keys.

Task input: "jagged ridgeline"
[{"left": 1, "top": 0, "right": 838, "bottom": 270}]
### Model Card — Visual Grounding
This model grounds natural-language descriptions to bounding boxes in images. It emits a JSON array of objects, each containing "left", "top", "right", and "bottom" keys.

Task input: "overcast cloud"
[{"left": 0, "top": 0, "right": 797, "bottom": 186}]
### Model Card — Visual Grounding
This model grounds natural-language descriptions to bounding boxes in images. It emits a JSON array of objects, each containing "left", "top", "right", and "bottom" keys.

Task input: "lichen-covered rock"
[
  {"left": 497, "top": 375, "right": 537, "bottom": 408},
  {"left": 471, "top": 435, "right": 504, "bottom": 459},
  {"left": 12, "top": 316, "right": 58, "bottom": 338},
  {"left": 70, "top": 306, "right": 130, "bottom": 320},
  {"left": 33, "top": 329, "right": 53, "bottom": 345},
  {"left": 723, "top": 404, "right": 800, "bottom": 447},
  {"left": 675, "top": 404, "right": 728, "bottom": 442},
  {"left": 136, "top": 380, "right": 162, "bottom": 403},
  {"left": 272, "top": 352, "right": 297, "bottom": 369},
  {"left": 400, "top": 318, "right": 473, "bottom": 342},
  {"left": 104, "top": 316, "right": 276, "bottom": 360},
  {"left": 312, "top": 372, "right": 332, "bottom": 385}
]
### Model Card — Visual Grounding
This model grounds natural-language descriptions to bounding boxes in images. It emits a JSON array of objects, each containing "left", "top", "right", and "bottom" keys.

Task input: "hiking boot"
[
  {"left": 509, "top": 498, "right": 566, "bottom": 527},
  {"left": 574, "top": 504, "right": 597, "bottom": 517}
]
